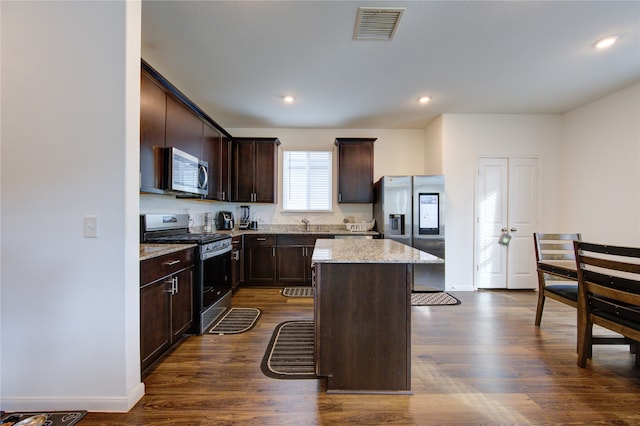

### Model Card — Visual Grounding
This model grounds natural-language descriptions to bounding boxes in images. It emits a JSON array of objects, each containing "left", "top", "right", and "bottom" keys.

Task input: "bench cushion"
[{"left": 546, "top": 284, "right": 578, "bottom": 301}]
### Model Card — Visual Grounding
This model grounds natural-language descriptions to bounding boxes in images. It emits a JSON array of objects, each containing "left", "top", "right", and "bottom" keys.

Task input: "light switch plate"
[{"left": 84, "top": 215, "right": 98, "bottom": 238}]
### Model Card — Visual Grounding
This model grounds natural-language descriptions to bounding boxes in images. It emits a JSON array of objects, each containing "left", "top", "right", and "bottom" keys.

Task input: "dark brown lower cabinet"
[
  {"left": 170, "top": 267, "right": 193, "bottom": 341},
  {"left": 276, "top": 234, "right": 330, "bottom": 284},
  {"left": 140, "top": 248, "right": 194, "bottom": 373},
  {"left": 244, "top": 234, "right": 334, "bottom": 285},
  {"left": 244, "top": 235, "right": 276, "bottom": 285},
  {"left": 276, "top": 245, "right": 308, "bottom": 282},
  {"left": 140, "top": 278, "right": 170, "bottom": 369},
  {"left": 314, "top": 262, "right": 411, "bottom": 393}
]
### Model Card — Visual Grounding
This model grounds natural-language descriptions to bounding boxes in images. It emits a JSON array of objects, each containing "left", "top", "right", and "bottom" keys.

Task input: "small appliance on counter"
[
  {"left": 216, "top": 211, "right": 234, "bottom": 230},
  {"left": 238, "top": 205, "right": 251, "bottom": 230},
  {"left": 203, "top": 212, "right": 214, "bottom": 232}
]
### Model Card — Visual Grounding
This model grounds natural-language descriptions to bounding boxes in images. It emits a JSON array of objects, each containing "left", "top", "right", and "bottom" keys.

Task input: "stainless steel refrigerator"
[{"left": 373, "top": 175, "right": 445, "bottom": 291}]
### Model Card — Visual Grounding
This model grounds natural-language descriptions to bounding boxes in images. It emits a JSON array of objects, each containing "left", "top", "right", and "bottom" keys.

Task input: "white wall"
[
  {"left": 0, "top": 1, "right": 143, "bottom": 412},
  {"left": 140, "top": 128, "right": 426, "bottom": 228},
  {"left": 424, "top": 116, "right": 443, "bottom": 175},
  {"left": 436, "top": 114, "right": 563, "bottom": 290},
  {"left": 559, "top": 83, "right": 640, "bottom": 246}
]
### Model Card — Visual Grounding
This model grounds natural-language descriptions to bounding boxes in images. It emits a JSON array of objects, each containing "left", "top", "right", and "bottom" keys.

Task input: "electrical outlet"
[{"left": 84, "top": 215, "right": 98, "bottom": 238}]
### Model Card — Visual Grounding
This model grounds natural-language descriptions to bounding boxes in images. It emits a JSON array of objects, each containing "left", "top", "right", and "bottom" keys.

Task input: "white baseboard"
[{"left": 0, "top": 382, "right": 145, "bottom": 413}]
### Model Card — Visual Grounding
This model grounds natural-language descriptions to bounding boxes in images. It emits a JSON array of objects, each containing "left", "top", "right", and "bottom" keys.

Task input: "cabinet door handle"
[
  {"left": 165, "top": 277, "right": 176, "bottom": 294},
  {"left": 272, "top": 247, "right": 276, "bottom": 256},
  {"left": 163, "top": 259, "right": 181, "bottom": 266},
  {"left": 174, "top": 276, "right": 178, "bottom": 294},
  {"left": 338, "top": 193, "right": 342, "bottom": 203},
  {"left": 510, "top": 227, "right": 518, "bottom": 232},
  {"left": 302, "top": 247, "right": 306, "bottom": 256},
  {"left": 257, "top": 238, "right": 266, "bottom": 241}
]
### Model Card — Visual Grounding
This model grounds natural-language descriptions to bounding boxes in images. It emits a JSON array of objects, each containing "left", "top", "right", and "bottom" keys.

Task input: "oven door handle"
[{"left": 200, "top": 244, "right": 232, "bottom": 261}]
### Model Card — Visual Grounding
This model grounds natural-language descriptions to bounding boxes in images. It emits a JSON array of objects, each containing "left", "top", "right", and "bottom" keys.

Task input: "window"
[{"left": 282, "top": 151, "right": 332, "bottom": 211}]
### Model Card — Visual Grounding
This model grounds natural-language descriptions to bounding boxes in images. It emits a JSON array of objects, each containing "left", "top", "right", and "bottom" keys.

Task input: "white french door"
[{"left": 475, "top": 157, "right": 538, "bottom": 289}]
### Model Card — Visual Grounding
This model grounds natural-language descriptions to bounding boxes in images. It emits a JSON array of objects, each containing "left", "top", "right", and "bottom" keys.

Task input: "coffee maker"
[{"left": 238, "top": 205, "right": 251, "bottom": 230}]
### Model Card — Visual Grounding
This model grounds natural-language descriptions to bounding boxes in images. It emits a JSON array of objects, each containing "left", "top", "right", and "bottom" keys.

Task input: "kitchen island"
[{"left": 311, "top": 238, "right": 443, "bottom": 394}]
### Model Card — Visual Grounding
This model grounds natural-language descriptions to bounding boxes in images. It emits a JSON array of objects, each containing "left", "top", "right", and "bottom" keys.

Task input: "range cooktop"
[{"left": 144, "top": 232, "right": 229, "bottom": 245}]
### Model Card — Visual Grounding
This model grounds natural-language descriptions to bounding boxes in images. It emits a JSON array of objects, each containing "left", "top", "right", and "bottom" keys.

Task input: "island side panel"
[{"left": 314, "top": 262, "right": 411, "bottom": 393}]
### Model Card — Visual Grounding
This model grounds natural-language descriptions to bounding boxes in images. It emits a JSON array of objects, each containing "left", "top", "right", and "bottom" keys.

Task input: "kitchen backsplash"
[{"left": 140, "top": 194, "right": 373, "bottom": 230}]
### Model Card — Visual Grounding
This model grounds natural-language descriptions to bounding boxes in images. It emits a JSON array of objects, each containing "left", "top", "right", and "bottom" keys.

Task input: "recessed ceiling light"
[
  {"left": 418, "top": 96, "right": 430, "bottom": 104},
  {"left": 594, "top": 35, "right": 619, "bottom": 50},
  {"left": 283, "top": 96, "right": 294, "bottom": 103}
]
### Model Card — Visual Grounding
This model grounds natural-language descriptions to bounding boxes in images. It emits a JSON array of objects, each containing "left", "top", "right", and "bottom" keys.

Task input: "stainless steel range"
[{"left": 141, "top": 213, "right": 232, "bottom": 334}]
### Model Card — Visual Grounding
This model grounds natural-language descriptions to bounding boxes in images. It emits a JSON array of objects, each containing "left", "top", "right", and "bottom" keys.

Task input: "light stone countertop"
[
  {"left": 311, "top": 238, "right": 444, "bottom": 264},
  {"left": 140, "top": 226, "right": 378, "bottom": 260},
  {"left": 140, "top": 243, "right": 196, "bottom": 261},
  {"left": 213, "top": 224, "right": 378, "bottom": 237}
]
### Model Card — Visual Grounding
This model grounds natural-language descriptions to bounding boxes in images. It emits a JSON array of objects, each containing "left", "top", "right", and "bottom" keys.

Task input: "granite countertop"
[
  {"left": 140, "top": 225, "right": 379, "bottom": 260},
  {"left": 311, "top": 238, "right": 444, "bottom": 264},
  {"left": 214, "top": 224, "right": 378, "bottom": 237},
  {"left": 140, "top": 243, "right": 197, "bottom": 261}
]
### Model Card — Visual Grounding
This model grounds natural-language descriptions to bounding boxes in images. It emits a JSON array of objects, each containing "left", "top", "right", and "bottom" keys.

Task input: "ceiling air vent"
[{"left": 353, "top": 7, "right": 405, "bottom": 40}]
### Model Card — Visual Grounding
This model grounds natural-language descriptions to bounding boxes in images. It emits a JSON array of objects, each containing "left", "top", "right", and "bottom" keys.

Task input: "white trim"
[{"left": 0, "top": 383, "right": 145, "bottom": 413}]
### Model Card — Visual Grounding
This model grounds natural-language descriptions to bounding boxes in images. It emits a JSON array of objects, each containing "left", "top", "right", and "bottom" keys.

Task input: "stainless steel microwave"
[{"left": 165, "top": 147, "right": 208, "bottom": 196}]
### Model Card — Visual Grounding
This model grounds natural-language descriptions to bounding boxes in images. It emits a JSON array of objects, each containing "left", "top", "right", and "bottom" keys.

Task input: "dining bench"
[{"left": 574, "top": 241, "right": 640, "bottom": 367}]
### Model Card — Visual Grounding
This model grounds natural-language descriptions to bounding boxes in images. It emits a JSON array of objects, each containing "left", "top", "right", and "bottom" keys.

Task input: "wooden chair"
[
  {"left": 534, "top": 233, "right": 582, "bottom": 326},
  {"left": 574, "top": 241, "right": 640, "bottom": 368}
]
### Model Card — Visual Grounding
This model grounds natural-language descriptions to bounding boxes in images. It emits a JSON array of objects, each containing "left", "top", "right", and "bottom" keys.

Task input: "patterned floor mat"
[{"left": 209, "top": 307, "right": 260, "bottom": 334}]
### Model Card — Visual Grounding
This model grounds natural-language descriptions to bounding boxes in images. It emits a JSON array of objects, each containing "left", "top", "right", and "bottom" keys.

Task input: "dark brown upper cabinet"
[
  {"left": 165, "top": 95, "right": 203, "bottom": 159},
  {"left": 335, "top": 138, "right": 376, "bottom": 203},
  {"left": 140, "top": 60, "right": 233, "bottom": 199},
  {"left": 140, "top": 71, "right": 166, "bottom": 194},
  {"left": 231, "top": 138, "right": 280, "bottom": 203},
  {"left": 202, "top": 124, "right": 230, "bottom": 201}
]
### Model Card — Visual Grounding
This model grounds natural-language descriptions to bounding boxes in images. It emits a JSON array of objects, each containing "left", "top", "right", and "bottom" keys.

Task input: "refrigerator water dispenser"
[{"left": 388, "top": 214, "right": 405, "bottom": 235}]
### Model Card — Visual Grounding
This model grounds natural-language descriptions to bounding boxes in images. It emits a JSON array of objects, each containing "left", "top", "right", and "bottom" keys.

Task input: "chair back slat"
[
  {"left": 539, "top": 242, "right": 577, "bottom": 251},
  {"left": 580, "top": 255, "right": 640, "bottom": 275},
  {"left": 534, "top": 233, "right": 582, "bottom": 262}
]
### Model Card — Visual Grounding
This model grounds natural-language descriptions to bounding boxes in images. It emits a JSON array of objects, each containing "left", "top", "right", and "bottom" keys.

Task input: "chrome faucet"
[{"left": 302, "top": 217, "right": 311, "bottom": 232}]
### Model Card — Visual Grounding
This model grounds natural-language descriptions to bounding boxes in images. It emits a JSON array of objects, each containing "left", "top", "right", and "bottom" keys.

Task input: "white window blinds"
[{"left": 283, "top": 151, "right": 332, "bottom": 211}]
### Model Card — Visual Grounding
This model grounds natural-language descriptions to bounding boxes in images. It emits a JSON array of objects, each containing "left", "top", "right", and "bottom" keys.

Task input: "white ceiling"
[{"left": 141, "top": 1, "right": 640, "bottom": 130}]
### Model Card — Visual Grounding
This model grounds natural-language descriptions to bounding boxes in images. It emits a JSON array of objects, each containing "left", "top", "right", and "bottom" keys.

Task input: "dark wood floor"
[{"left": 85, "top": 288, "right": 640, "bottom": 425}]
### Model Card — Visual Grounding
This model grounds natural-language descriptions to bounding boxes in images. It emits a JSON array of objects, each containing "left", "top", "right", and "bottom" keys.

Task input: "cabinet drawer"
[
  {"left": 231, "top": 235, "right": 243, "bottom": 248},
  {"left": 244, "top": 234, "right": 276, "bottom": 247},
  {"left": 141, "top": 248, "right": 195, "bottom": 285},
  {"left": 277, "top": 234, "right": 324, "bottom": 246}
]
